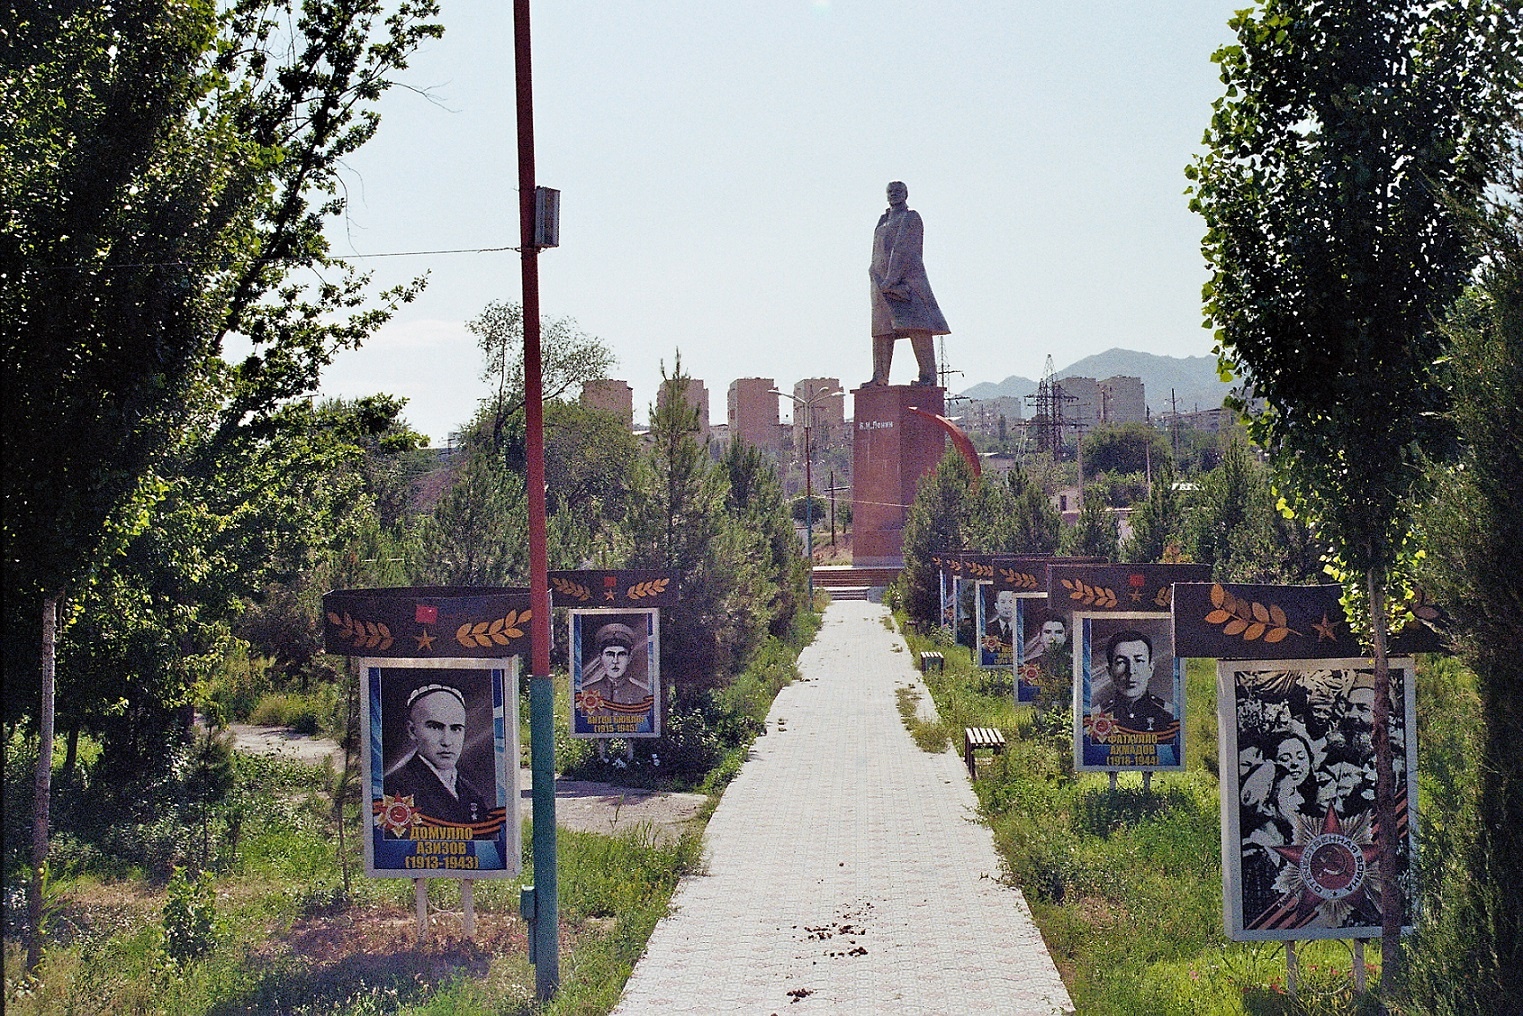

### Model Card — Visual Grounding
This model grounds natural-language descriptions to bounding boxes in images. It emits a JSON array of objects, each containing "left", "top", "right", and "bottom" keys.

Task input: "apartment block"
[
  {"left": 727, "top": 377, "right": 781, "bottom": 451},
  {"left": 580, "top": 378, "right": 634, "bottom": 427}
]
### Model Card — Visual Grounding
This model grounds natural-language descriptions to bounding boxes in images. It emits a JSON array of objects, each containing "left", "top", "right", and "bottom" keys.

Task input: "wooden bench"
[
  {"left": 964, "top": 726, "right": 1006, "bottom": 779},
  {"left": 919, "top": 651, "right": 945, "bottom": 674}
]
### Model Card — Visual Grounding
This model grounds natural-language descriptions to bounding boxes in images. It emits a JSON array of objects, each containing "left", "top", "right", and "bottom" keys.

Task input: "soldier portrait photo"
[
  {"left": 1076, "top": 615, "right": 1182, "bottom": 770},
  {"left": 978, "top": 584, "right": 1017, "bottom": 667},
  {"left": 1014, "top": 600, "right": 1069, "bottom": 703},
  {"left": 375, "top": 667, "right": 505, "bottom": 840},
  {"left": 571, "top": 609, "right": 659, "bottom": 737}
]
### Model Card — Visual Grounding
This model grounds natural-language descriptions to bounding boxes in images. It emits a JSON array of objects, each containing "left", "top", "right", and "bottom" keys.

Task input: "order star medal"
[{"left": 377, "top": 793, "right": 421, "bottom": 836}]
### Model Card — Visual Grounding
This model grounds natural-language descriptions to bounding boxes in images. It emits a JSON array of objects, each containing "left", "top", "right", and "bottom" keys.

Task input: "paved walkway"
[{"left": 613, "top": 600, "right": 1073, "bottom": 1015}]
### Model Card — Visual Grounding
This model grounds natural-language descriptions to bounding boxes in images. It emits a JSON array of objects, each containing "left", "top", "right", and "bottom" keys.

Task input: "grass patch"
[
  {"left": 894, "top": 682, "right": 950, "bottom": 753},
  {"left": 5, "top": 782, "right": 702, "bottom": 1016},
  {"left": 8, "top": 605, "right": 823, "bottom": 1015},
  {"left": 558, "top": 606, "right": 823, "bottom": 793}
]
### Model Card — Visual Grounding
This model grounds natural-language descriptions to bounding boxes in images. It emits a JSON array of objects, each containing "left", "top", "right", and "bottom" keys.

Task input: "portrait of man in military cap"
[{"left": 571, "top": 610, "right": 660, "bottom": 737}]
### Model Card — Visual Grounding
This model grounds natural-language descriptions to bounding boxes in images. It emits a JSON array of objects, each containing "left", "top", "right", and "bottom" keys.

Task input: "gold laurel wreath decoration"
[
  {"left": 969, "top": 562, "right": 994, "bottom": 578},
  {"left": 1061, "top": 578, "right": 1118, "bottom": 608},
  {"left": 1153, "top": 587, "right": 1172, "bottom": 609},
  {"left": 325, "top": 611, "right": 393, "bottom": 651},
  {"left": 1000, "top": 568, "right": 1040, "bottom": 590},
  {"left": 550, "top": 576, "right": 591, "bottom": 601},
  {"left": 455, "top": 608, "right": 532, "bottom": 648},
  {"left": 1203, "top": 583, "right": 1299, "bottom": 643},
  {"left": 627, "top": 578, "right": 672, "bottom": 600}
]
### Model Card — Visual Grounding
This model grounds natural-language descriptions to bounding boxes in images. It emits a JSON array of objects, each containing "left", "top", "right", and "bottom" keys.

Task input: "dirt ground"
[{"left": 228, "top": 725, "right": 707, "bottom": 843}]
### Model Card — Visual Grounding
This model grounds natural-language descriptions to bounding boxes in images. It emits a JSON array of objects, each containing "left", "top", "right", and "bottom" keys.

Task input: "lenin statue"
[{"left": 868, "top": 181, "right": 950, "bottom": 386}]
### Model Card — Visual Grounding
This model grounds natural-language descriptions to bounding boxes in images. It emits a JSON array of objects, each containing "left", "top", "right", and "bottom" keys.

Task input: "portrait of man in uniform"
[
  {"left": 1093, "top": 630, "right": 1174, "bottom": 733},
  {"left": 572, "top": 610, "right": 660, "bottom": 737},
  {"left": 1076, "top": 615, "right": 1182, "bottom": 770},
  {"left": 979, "top": 586, "right": 1017, "bottom": 666},
  {"left": 382, "top": 680, "right": 496, "bottom": 834},
  {"left": 1022, "top": 614, "right": 1068, "bottom": 663},
  {"left": 579, "top": 622, "right": 651, "bottom": 707}
]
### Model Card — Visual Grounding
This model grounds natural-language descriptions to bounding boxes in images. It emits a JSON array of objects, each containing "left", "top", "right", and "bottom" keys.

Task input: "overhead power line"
[{"left": 34, "top": 244, "right": 521, "bottom": 271}]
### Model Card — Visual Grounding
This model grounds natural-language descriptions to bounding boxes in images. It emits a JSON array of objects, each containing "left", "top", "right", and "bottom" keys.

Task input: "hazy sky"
[{"left": 320, "top": 2, "right": 1243, "bottom": 443}]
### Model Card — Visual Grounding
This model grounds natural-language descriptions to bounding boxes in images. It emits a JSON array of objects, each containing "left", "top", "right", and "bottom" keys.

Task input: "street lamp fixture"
[{"left": 770, "top": 386, "right": 843, "bottom": 602}]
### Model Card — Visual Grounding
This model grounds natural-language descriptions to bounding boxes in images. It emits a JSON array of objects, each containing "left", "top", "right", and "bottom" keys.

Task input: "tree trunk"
[
  {"left": 62, "top": 723, "right": 78, "bottom": 775},
  {"left": 1367, "top": 570, "right": 1403, "bottom": 993},
  {"left": 27, "top": 593, "right": 58, "bottom": 971}
]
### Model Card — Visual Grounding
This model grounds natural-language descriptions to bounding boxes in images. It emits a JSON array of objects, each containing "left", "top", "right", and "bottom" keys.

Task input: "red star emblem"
[
  {"left": 1270, "top": 808, "right": 1383, "bottom": 927},
  {"left": 1083, "top": 710, "right": 1118, "bottom": 743}
]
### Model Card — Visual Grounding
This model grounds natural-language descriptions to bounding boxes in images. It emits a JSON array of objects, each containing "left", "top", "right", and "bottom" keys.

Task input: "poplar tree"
[{"left": 1188, "top": 0, "right": 1519, "bottom": 984}]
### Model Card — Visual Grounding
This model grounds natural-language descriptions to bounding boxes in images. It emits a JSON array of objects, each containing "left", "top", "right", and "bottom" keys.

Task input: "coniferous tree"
[
  {"left": 1060, "top": 486, "right": 1119, "bottom": 561},
  {"left": 1121, "top": 458, "right": 1185, "bottom": 563},
  {"left": 900, "top": 451, "right": 979, "bottom": 629},
  {"left": 971, "top": 465, "right": 1061, "bottom": 556}
]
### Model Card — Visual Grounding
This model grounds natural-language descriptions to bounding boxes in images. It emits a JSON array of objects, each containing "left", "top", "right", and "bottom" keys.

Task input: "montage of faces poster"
[
  {"left": 362, "top": 658, "right": 520, "bottom": 879},
  {"left": 571, "top": 609, "right": 660, "bottom": 738},
  {"left": 1014, "top": 598, "right": 1069, "bottom": 704},
  {"left": 1219, "top": 659, "right": 1417, "bottom": 941},
  {"left": 1073, "top": 615, "right": 1183, "bottom": 771}
]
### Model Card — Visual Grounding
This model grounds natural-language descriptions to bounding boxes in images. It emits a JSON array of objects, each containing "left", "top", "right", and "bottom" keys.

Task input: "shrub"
[
  {"left": 161, "top": 865, "right": 216, "bottom": 962},
  {"left": 248, "top": 685, "right": 340, "bottom": 736}
]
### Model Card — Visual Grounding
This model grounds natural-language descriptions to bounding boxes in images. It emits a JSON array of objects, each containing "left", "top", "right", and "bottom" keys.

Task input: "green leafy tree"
[
  {"left": 900, "top": 450, "right": 979, "bottom": 629},
  {"left": 543, "top": 399, "right": 641, "bottom": 551},
  {"left": 1182, "top": 437, "right": 1298, "bottom": 582},
  {"left": 39, "top": 387, "right": 427, "bottom": 795},
  {"left": 1189, "top": 0, "right": 1520, "bottom": 978},
  {"left": 468, "top": 300, "right": 616, "bottom": 454},
  {"left": 236, "top": 396, "right": 428, "bottom": 679},
  {"left": 1081, "top": 422, "right": 1171, "bottom": 477},
  {"left": 2, "top": 0, "right": 439, "bottom": 965},
  {"left": 1060, "top": 486, "right": 1119, "bottom": 560},
  {"left": 1412, "top": 147, "right": 1523, "bottom": 1011}
]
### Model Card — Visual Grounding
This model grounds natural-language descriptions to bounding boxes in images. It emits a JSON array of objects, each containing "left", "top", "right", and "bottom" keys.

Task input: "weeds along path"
[{"left": 612, "top": 598, "right": 1073, "bottom": 1015}]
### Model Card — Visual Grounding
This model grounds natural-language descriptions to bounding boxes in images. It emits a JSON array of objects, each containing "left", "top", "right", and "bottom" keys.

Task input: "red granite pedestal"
[{"left": 851, "top": 384, "right": 947, "bottom": 567}]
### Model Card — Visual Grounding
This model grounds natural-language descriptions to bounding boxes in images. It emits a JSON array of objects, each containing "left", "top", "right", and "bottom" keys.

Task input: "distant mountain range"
[{"left": 957, "top": 348, "right": 1232, "bottom": 417}]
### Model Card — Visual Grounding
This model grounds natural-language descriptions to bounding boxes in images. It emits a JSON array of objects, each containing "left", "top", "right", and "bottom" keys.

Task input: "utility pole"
[
  {"left": 826, "top": 471, "right": 851, "bottom": 547},
  {"left": 772, "top": 385, "right": 841, "bottom": 601},
  {"left": 513, "top": 1, "right": 558, "bottom": 998},
  {"left": 1169, "top": 387, "right": 1181, "bottom": 457}
]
